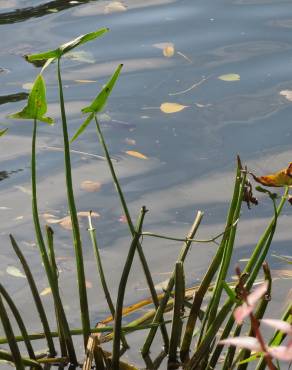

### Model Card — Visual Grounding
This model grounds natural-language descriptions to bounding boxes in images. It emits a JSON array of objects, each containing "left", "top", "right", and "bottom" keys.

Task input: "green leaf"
[
  {"left": 0, "top": 128, "right": 8, "bottom": 137},
  {"left": 255, "top": 186, "right": 278, "bottom": 200},
  {"left": 238, "top": 353, "right": 261, "bottom": 365},
  {"left": 27, "top": 28, "right": 109, "bottom": 62},
  {"left": 71, "top": 64, "right": 123, "bottom": 142},
  {"left": 221, "top": 281, "right": 238, "bottom": 303},
  {"left": 8, "top": 75, "right": 53, "bottom": 124},
  {"left": 82, "top": 63, "right": 123, "bottom": 114}
]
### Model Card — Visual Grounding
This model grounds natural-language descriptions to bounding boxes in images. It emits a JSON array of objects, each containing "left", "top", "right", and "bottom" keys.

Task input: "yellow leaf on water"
[
  {"left": 163, "top": 45, "right": 175, "bottom": 58},
  {"left": 125, "top": 150, "right": 148, "bottom": 160},
  {"left": 104, "top": 1, "right": 127, "bottom": 13},
  {"left": 160, "top": 102, "right": 188, "bottom": 114},
  {"left": 279, "top": 90, "right": 292, "bottom": 102},
  {"left": 75, "top": 79, "right": 97, "bottom": 84},
  {"left": 40, "top": 287, "right": 52, "bottom": 296},
  {"left": 22, "top": 82, "right": 34, "bottom": 90},
  {"left": 218, "top": 73, "right": 240, "bottom": 82},
  {"left": 250, "top": 162, "right": 292, "bottom": 187},
  {"left": 6, "top": 266, "right": 26, "bottom": 278},
  {"left": 81, "top": 180, "right": 102, "bottom": 192}
]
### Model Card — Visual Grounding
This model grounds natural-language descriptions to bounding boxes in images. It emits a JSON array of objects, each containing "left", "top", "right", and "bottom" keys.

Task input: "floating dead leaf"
[
  {"left": 119, "top": 215, "right": 127, "bottom": 223},
  {"left": 44, "top": 211, "right": 99, "bottom": 230},
  {"left": 218, "top": 73, "right": 240, "bottom": 82},
  {"left": 86, "top": 280, "right": 93, "bottom": 289},
  {"left": 125, "top": 138, "right": 136, "bottom": 146},
  {"left": 125, "top": 150, "right": 148, "bottom": 160},
  {"left": 272, "top": 269, "right": 292, "bottom": 279},
  {"left": 14, "top": 216, "right": 24, "bottom": 221},
  {"left": 81, "top": 180, "right": 102, "bottom": 192},
  {"left": 75, "top": 79, "right": 97, "bottom": 84},
  {"left": 279, "top": 90, "right": 292, "bottom": 102},
  {"left": 104, "top": 1, "right": 127, "bottom": 13},
  {"left": 160, "top": 102, "right": 188, "bottom": 114},
  {"left": 6, "top": 266, "right": 26, "bottom": 278},
  {"left": 163, "top": 45, "right": 175, "bottom": 58},
  {"left": 65, "top": 50, "right": 95, "bottom": 64},
  {"left": 40, "top": 287, "right": 52, "bottom": 296},
  {"left": 250, "top": 163, "right": 292, "bottom": 187},
  {"left": 22, "top": 82, "right": 34, "bottom": 90},
  {"left": 14, "top": 185, "right": 32, "bottom": 195},
  {"left": 154, "top": 279, "right": 169, "bottom": 291}
]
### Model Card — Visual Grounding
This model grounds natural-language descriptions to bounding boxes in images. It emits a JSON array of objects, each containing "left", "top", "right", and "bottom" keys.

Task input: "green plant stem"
[
  {"left": 141, "top": 211, "right": 203, "bottom": 356},
  {"left": 111, "top": 206, "right": 147, "bottom": 369},
  {"left": 94, "top": 116, "right": 169, "bottom": 348},
  {"left": 31, "top": 117, "right": 77, "bottom": 363},
  {"left": 0, "top": 284, "right": 35, "bottom": 359},
  {"left": 0, "top": 292, "right": 24, "bottom": 369},
  {"left": 87, "top": 213, "right": 129, "bottom": 349},
  {"left": 0, "top": 349, "right": 42, "bottom": 369},
  {"left": 9, "top": 235, "right": 56, "bottom": 357},
  {"left": 190, "top": 188, "right": 288, "bottom": 370},
  {"left": 168, "top": 262, "right": 185, "bottom": 365},
  {"left": 46, "top": 226, "right": 67, "bottom": 358},
  {"left": 57, "top": 57, "right": 90, "bottom": 348},
  {"left": 180, "top": 163, "right": 242, "bottom": 362}
]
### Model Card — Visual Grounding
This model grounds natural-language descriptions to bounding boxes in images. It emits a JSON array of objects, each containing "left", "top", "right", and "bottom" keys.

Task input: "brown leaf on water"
[
  {"left": 160, "top": 102, "right": 188, "bottom": 114},
  {"left": 250, "top": 162, "right": 292, "bottom": 187},
  {"left": 40, "top": 287, "right": 52, "bottom": 296},
  {"left": 104, "top": 1, "right": 127, "bottom": 13},
  {"left": 125, "top": 150, "right": 148, "bottom": 160},
  {"left": 81, "top": 180, "right": 102, "bottom": 192},
  {"left": 279, "top": 90, "right": 292, "bottom": 102},
  {"left": 44, "top": 211, "right": 100, "bottom": 230}
]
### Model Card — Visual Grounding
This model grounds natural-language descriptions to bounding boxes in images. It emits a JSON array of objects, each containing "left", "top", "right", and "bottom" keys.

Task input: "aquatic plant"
[{"left": 0, "top": 29, "right": 291, "bottom": 370}]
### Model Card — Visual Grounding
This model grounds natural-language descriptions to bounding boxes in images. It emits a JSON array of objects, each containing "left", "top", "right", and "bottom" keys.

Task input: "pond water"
[{"left": 0, "top": 0, "right": 292, "bottom": 367}]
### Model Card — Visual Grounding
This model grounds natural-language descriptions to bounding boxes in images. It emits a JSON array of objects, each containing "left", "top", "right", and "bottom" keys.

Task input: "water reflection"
[
  {"left": 0, "top": 0, "right": 97, "bottom": 25},
  {"left": 0, "top": 169, "right": 23, "bottom": 182},
  {"left": 0, "top": 92, "right": 28, "bottom": 105}
]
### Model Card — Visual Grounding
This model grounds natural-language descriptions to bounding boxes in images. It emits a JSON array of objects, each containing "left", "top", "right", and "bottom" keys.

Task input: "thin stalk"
[
  {"left": 111, "top": 206, "right": 147, "bottom": 369},
  {"left": 188, "top": 189, "right": 288, "bottom": 370},
  {"left": 46, "top": 226, "right": 67, "bottom": 358},
  {"left": 202, "top": 170, "right": 246, "bottom": 340},
  {"left": 87, "top": 213, "right": 129, "bottom": 349},
  {"left": 0, "top": 349, "right": 42, "bottom": 369},
  {"left": 31, "top": 117, "right": 77, "bottom": 362},
  {"left": 141, "top": 211, "right": 203, "bottom": 356},
  {"left": 57, "top": 57, "right": 90, "bottom": 347},
  {"left": 180, "top": 163, "right": 242, "bottom": 362},
  {"left": 206, "top": 189, "right": 287, "bottom": 370},
  {"left": 9, "top": 234, "right": 56, "bottom": 357},
  {"left": 168, "top": 262, "right": 185, "bottom": 366},
  {"left": 0, "top": 292, "right": 24, "bottom": 369},
  {"left": 94, "top": 115, "right": 169, "bottom": 348},
  {"left": 0, "top": 284, "right": 35, "bottom": 359}
]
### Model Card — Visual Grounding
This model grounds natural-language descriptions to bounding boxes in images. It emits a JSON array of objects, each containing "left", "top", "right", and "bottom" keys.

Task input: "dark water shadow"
[
  {"left": 0, "top": 169, "right": 23, "bottom": 182},
  {"left": 0, "top": 0, "right": 99, "bottom": 25},
  {"left": 0, "top": 92, "right": 28, "bottom": 105}
]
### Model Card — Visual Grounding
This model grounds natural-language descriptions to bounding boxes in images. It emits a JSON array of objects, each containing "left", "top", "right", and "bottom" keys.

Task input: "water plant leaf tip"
[{"left": 7, "top": 75, "right": 53, "bottom": 124}]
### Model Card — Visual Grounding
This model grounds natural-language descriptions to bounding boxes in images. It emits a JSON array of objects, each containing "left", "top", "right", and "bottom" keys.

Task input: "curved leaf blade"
[
  {"left": 82, "top": 64, "right": 123, "bottom": 114},
  {"left": 0, "top": 128, "right": 8, "bottom": 137},
  {"left": 27, "top": 28, "right": 109, "bottom": 62},
  {"left": 70, "top": 113, "right": 94, "bottom": 143}
]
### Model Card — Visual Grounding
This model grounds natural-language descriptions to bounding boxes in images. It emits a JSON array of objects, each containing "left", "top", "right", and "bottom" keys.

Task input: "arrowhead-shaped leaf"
[
  {"left": 82, "top": 64, "right": 123, "bottom": 114},
  {"left": 71, "top": 64, "right": 123, "bottom": 142},
  {"left": 8, "top": 75, "right": 53, "bottom": 124},
  {"left": 27, "top": 28, "right": 109, "bottom": 62},
  {"left": 0, "top": 128, "right": 8, "bottom": 137}
]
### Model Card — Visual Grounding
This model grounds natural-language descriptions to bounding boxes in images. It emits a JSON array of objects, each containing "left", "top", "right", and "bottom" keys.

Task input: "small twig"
[{"left": 168, "top": 76, "right": 209, "bottom": 96}]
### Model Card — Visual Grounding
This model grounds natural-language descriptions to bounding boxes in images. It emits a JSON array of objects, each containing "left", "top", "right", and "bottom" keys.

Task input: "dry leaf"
[
  {"left": 6, "top": 266, "right": 26, "bottom": 278},
  {"left": 22, "top": 82, "right": 34, "bottom": 90},
  {"left": 125, "top": 150, "right": 148, "bottom": 160},
  {"left": 81, "top": 180, "right": 102, "bottom": 192},
  {"left": 104, "top": 1, "right": 127, "bottom": 13},
  {"left": 160, "top": 102, "right": 188, "bottom": 114},
  {"left": 154, "top": 279, "right": 169, "bottom": 291},
  {"left": 40, "top": 287, "right": 52, "bottom": 296},
  {"left": 85, "top": 280, "right": 93, "bottom": 289},
  {"left": 75, "top": 79, "right": 97, "bottom": 84},
  {"left": 250, "top": 163, "right": 292, "bottom": 187},
  {"left": 77, "top": 211, "right": 100, "bottom": 218},
  {"left": 218, "top": 73, "right": 240, "bottom": 82},
  {"left": 279, "top": 90, "right": 292, "bottom": 102},
  {"left": 163, "top": 45, "right": 175, "bottom": 57},
  {"left": 125, "top": 138, "right": 136, "bottom": 146}
]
